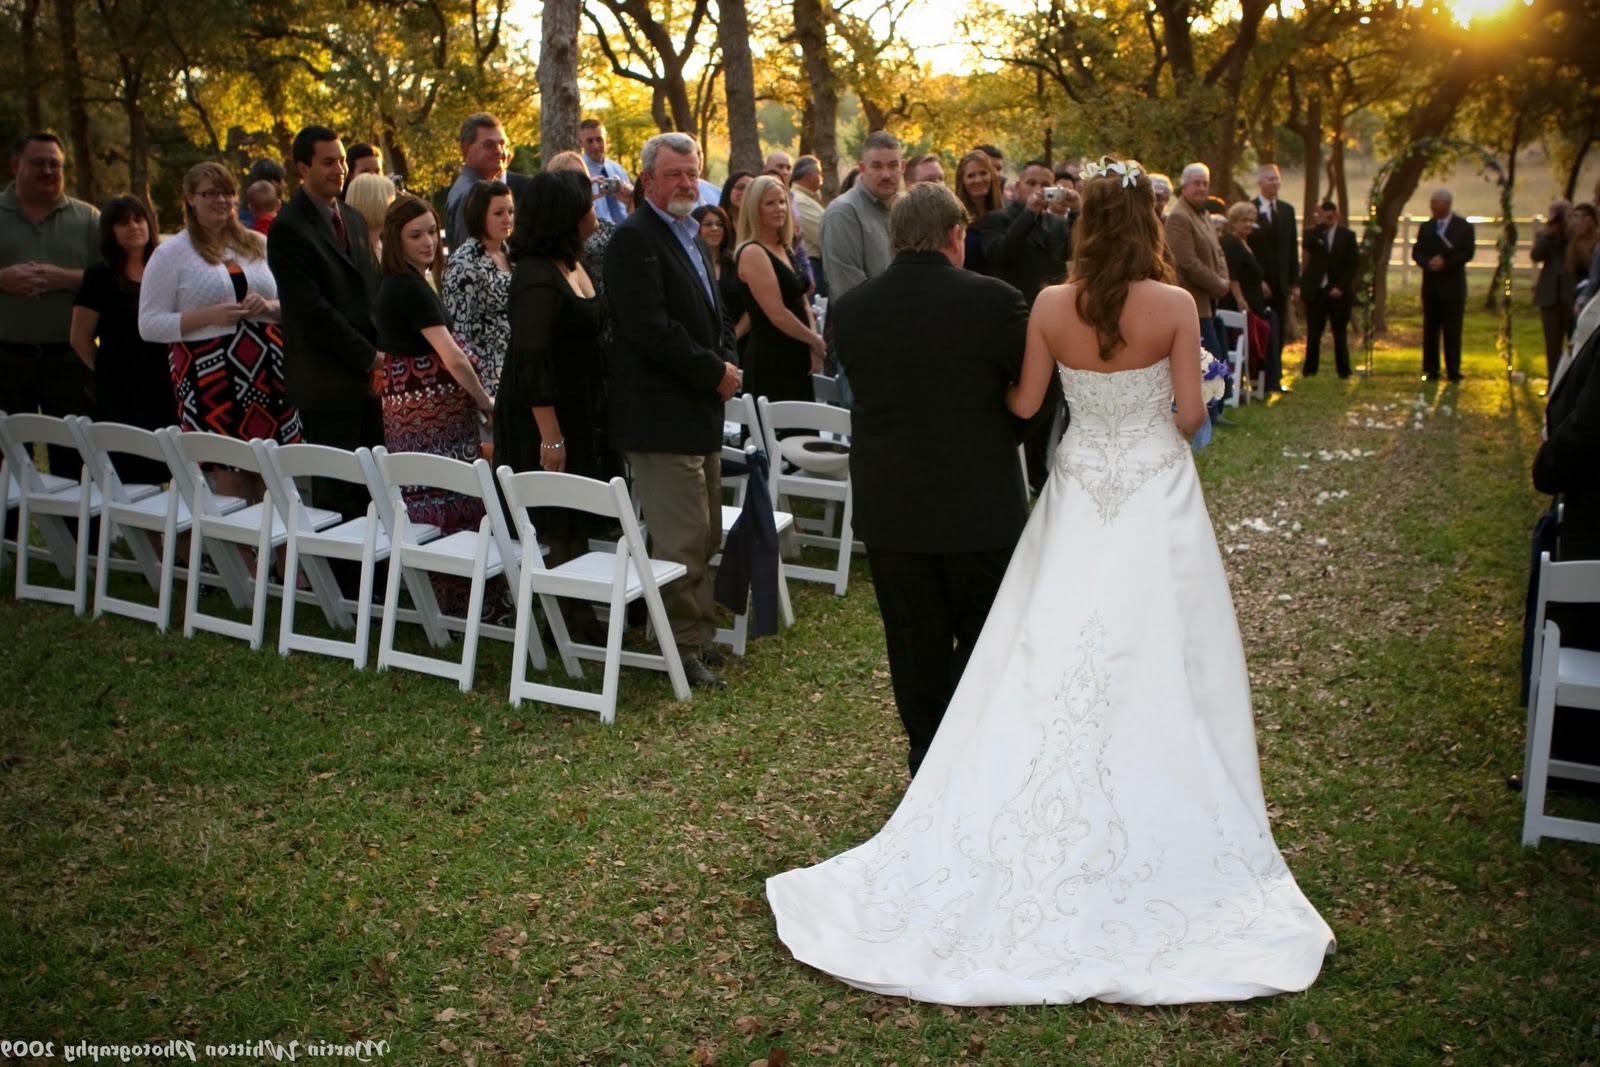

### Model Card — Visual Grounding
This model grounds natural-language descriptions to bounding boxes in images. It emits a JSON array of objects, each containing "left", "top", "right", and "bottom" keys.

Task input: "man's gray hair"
[
  {"left": 459, "top": 113, "right": 503, "bottom": 145},
  {"left": 889, "top": 182, "right": 964, "bottom": 255},
  {"left": 1257, "top": 162, "right": 1281, "bottom": 177},
  {"left": 1432, "top": 187, "right": 1454, "bottom": 205},
  {"left": 863, "top": 131, "right": 901, "bottom": 157},
  {"left": 792, "top": 155, "right": 821, "bottom": 182},
  {"left": 1180, "top": 162, "right": 1209, "bottom": 185},
  {"left": 640, "top": 132, "right": 700, "bottom": 176},
  {"left": 1148, "top": 173, "right": 1172, "bottom": 198}
]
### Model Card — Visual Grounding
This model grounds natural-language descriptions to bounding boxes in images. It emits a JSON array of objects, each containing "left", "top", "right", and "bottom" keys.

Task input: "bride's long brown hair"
[{"left": 1067, "top": 159, "right": 1175, "bottom": 360}]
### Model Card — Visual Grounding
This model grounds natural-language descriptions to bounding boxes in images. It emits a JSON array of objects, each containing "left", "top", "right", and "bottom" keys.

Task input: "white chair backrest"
[
  {"left": 759, "top": 398, "right": 852, "bottom": 440},
  {"left": 497, "top": 469, "right": 625, "bottom": 527},
  {"left": 0, "top": 413, "right": 81, "bottom": 488},
  {"left": 811, "top": 373, "right": 841, "bottom": 406},
  {"left": 166, "top": 431, "right": 262, "bottom": 513},
  {"left": 1538, "top": 552, "right": 1600, "bottom": 609},
  {"left": 375, "top": 450, "right": 518, "bottom": 573},
  {"left": 1216, "top": 308, "right": 1246, "bottom": 332},
  {"left": 257, "top": 440, "right": 371, "bottom": 528},
  {"left": 78, "top": 419, "right": 169, "bottom": 482}
]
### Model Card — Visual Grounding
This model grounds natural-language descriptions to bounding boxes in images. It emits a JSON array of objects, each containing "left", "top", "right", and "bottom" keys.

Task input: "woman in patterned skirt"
[
  {"left": 375, "top": 195, "right": 496, "bottom": 616},
  {"left": 138, "top": 161, "right": 299, "bottom": 503},
  {"left": 442, "top": 179, "right": 514, "bottom": 397}
]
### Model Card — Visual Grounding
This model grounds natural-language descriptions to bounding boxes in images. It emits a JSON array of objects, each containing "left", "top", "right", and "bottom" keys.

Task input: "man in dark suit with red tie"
[
  {"left": 604, "top": 132, "right": 742, "bottom": 691},
  {"left": 1412, "top": 188, "right": 1476, "bottom": 382},
  {"left": 266, "top": 125, "right": 382, "bottom": 520},
  {"left": 1302, "top": 201, "right": 1359, "bottom": 378},
  {"left": 1249, "top": 164, "right": 1298, "bottom": 393}
]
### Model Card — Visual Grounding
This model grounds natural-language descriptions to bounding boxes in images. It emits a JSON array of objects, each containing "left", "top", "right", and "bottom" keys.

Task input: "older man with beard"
[{"left": 604, "top": 132, "right": 742, "bottom": 690}]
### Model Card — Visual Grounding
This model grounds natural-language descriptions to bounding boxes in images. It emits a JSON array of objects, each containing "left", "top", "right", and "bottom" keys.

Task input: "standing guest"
[
  {"left": 736, "top": 175, "right": 823, "bottom": 404},
  {"left": 1149, "top": 172, "right": 1173, "bottom": 217},
  {"left": 1302, "top": 201, "right": 1359, "bottom": 379},
  {"left": 494, "top": 170, "right": 614, "bottom": 643},
  {"left": 904, "top": 154, "right": 945, "bottom": 186},
  {"left": 821, "top": 132, "right": 902, "bottom": 300},
  {"left": 791, "top": 156, "right": 827, "bottom": 296},
  {"left": 693, "top": 204, "right": 746, "bottom": 346},
  {"left": 0, "top": 131, "right": 99, "bottom": 478},
  {"left": 976, "top": 158, "right": 1072, "bottom": 304},
  {"left": 345, "top": 142, "right": 384, "bottom": 183},
  {"left": 829, "top": 181, "right": 1052, "bottom": 773},
  {"left": 375, "top": 196, "right": 495, "bottom": 614},
  {"left": 342, "top": 173, "right": 395, "bottom": 258},
  {"left": 721, "top": 170, "right": 755, "bottom": 233},
  {"left": 1411, "top": 188, "right": 1475, "bottom": 383},
  {"left": 138, "top": 162, "right": 299, "bottom": 504},
  {"left": 1219, "top": 201, "right": 1273, "bottom": 388},
  {"left": 955, "top": 149, "right": 1002, "bottom": 276},
  {"left": 764, "top": 151, "right": 794, "bottom": 183},
  {"left": 1249, "top": 163, "right": 1298, "bottom": 393},
  {"left": 267, "top": 125, "right": 383, "bottom": 522},
  {"left": 1565, "top": 203, "right": 1598, "bottom": 318},
  {"left": 580, "top": 118, "right": 635, "bottom": 227},
  {"left": 604, "top": 132, "right": 741, "bottom": 691},
  {"left": 1164, "top": 163, "right": 1230, "bottom": 376},
  {"left": 244, "top": 181, "right": 281, "bottom": 236},
  {"left": 445, "top": 113, "right": 532, "bottom": 252},
  {"left": 236, "top": 158, "right": 285, "bottom": 228},
  {"left": 1531, "top": 199, "right": 1574, "bottom": 382},
  {"left": 442, "top": 180, "right": 514, "bottom": 396},
  {"left": 973, "top": 144, "right": 1004, "bottom": 175},
  {"left": 70, "top": 196, "right": 171, "bottom": 483},
  {"left": 1048, "top": 167, "right": 1082, "bottom": 223}
]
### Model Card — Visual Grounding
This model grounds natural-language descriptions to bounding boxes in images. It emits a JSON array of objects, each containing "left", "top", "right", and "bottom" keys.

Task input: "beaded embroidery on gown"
[{"left": 767, "top": 360, "right": 1334, "bottom": 1006}]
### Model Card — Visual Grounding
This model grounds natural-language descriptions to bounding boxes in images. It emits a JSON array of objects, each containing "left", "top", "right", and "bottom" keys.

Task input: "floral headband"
[{"left": 1081, "top": 157, "right": 1143, "bottom": 189}]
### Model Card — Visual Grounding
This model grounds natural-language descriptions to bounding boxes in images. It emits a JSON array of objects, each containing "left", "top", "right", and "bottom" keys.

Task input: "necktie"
[{"left": 331, "top": 206, "right": 349, "bottom": 252}]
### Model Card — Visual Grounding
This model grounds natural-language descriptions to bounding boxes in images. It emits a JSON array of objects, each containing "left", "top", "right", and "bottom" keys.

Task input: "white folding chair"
[
  {"left": 374, "top": 451, "right": 528, "bottom": 692},
  {"left": 1, "top": 418, "right": 80, "bottom": 584},
  {"left": 72, "top": 418, "right": 212, "bottom": 631},
  {"left": 721, "top": 395, "right": 755, "bottom": 509},
  {"left": 1215, "top": 309, "right": 1251, "bottom": 408},
  {"left": 757, "top": 397, "right": 857, "bottom": 596},
  {"left": 811, "top": 373, "right": 841, "bottom": 406},
  {"left": 166, "top": 430, "right": 339, "bottom": 648},
  {"left": 257, "top": 441, "right": 427, "bottom": 668},
  {"left": 496, "top": 468, "right": 690, "bottom": 721},
  {"left": 0, "top": 412, "right": 139, "bottom": 611},
  {"left": 1522, "top": 552, "right": 1600, "bottom": 847}
]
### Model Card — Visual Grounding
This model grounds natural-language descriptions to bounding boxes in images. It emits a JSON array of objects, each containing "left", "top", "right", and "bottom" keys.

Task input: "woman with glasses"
[{"left": 139, "top": 161, "right": 299, "bottom": 503}]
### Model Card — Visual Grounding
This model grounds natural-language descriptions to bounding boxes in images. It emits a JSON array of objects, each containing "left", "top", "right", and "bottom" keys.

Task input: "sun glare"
[{"left": 1449, "top": 0, "right": 1532, "bottom": 27}]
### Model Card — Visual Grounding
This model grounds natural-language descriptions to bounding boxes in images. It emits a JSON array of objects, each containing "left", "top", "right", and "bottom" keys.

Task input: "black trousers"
[
  {"left": 1539, "top": 302, "right": 1574, "bottom": 381},
  {"left": 866, "top": 543, "right": 1014, "bottom": 775},
  {"left": 1303, "top": 294, "right": 1351, "bottom": 378},
  {"left": 0, "top": 342, "right": 92, "bottom": 480},
  {"left": 298, "top": 401, "right": 385, "bottom": 521},
  {"left": 1421, "top": 291, "right": 1465, "bottom": 379}
]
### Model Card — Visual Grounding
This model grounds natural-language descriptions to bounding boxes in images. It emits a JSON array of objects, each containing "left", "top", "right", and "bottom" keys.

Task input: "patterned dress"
[{"left": 441, "top": 239, "right": 512, "bottom": 396}]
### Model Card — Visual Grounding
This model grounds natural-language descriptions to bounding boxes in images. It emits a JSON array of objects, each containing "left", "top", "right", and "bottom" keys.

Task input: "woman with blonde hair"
[
  {"left": 734, "top": 174, "right": 823, "bottom": 403},
  {"left": 769, "top": 158, "right": 1333, "bottom": 1006},
  {"left": 343, "top": 172, "right": 396, "bottom": 257},
  {"left": 138, "top": 161, "right": 299, "bottom": 502}
]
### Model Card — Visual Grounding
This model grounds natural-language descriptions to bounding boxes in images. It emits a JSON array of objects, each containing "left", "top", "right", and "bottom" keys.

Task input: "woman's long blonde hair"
[
  {"left": 1066, "top": 158, "right": 1175, "bottom": 361},
  {"left": 182, "top": 162, "right": 264, "bottom": 266},
  {"left": 734, "top": 174, "right": 794, "bottom": 249}
]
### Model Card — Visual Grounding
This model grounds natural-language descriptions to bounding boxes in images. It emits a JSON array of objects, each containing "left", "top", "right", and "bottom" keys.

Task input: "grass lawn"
[{"left": 2, "top": 293, "right": 1597, "bottom": 1066}]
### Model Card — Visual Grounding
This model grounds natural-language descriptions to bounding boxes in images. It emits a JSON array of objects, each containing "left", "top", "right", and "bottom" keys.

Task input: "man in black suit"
[
  {"left": 604, "top": 132, "right": 742, "bottom": 691},
  {"left": 1412, "top": 188, "right": 1476, "bottom": 382},
  {"left": 1249, "top": 163, "right": 1298, "bottom": 392},
  {"left": 834, "top": 182, "right": 1058, "bottom": 775},
  {"left": 1301, "top": 201, "right": 1359, "bottom": 378},
  {"left": 266, "top": 125, "right": 383, "bottom": 520}
]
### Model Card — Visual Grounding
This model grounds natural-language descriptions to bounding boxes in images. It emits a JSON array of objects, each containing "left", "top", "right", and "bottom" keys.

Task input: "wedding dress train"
[{"left": 767, "top": 360, "right": 1334, "bottom": 1006}]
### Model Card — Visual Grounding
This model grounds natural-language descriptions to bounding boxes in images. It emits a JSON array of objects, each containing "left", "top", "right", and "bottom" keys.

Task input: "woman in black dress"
[
  {"left": 1219, "top": 200, "right": 1276, "bottom": 385},
  {"left": 721, "top": 170, "right": 754, "bottom": 233},
  {"left": 70, "top": 196, "right": 171, "bottom": 483},
  {"left": 494, "top": 169, "right": 614, "bottom": 640},
  {"left": 734, "top": 175, "right": 824, "bottom": 404},
  {"left": 692, "top": 204, "right": 748, "bottom": 353}
]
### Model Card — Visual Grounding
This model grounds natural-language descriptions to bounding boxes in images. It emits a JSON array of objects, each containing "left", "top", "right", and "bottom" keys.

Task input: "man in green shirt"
[{"left": 0, "top": 131, "right": 100, "bottom": 476}]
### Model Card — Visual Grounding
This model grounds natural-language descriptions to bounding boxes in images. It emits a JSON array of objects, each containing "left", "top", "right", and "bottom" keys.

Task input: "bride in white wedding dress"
[{"left": 766, "top": 160, "right": 1334, "bottom": 1007}]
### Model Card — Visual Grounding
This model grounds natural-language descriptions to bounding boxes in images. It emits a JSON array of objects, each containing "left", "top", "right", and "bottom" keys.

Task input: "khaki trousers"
[{"left": 626, "top": 450, "right": 721, "bottom": 659}]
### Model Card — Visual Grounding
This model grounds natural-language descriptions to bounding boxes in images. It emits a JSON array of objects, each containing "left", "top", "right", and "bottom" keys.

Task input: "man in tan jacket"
[{"left": 1165, "top": 161, "right": 1232, "bottom": 419}]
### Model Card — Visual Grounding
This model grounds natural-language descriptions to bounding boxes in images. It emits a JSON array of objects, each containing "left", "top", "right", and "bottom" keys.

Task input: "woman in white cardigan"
[{"left": 139, "top": 161, "right": 301, "bottom": 503}]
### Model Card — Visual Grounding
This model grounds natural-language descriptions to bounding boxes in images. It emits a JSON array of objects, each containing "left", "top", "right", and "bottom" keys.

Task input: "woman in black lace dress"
[{"left": 734, "top": 176, "right": 824, "bottom": 403}]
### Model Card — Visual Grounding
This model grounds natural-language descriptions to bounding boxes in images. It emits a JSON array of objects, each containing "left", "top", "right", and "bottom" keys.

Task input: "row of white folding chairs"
[
  {"left": 1522, "top": 551, "right": 1600, "bottom": 847},
  {"left": 0, "top": 413, "right": 706, "bottom": 721}
]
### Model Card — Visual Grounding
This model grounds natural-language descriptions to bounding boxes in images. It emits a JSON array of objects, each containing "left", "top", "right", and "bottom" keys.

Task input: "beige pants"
[{"left": 626, "top": 450, "right": 721, "bottom": 659}]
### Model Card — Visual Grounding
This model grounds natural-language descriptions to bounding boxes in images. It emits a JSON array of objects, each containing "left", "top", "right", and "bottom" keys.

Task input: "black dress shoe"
[
  {"left": 1212, "top": 415, "right": 1241, "bottom": 427},
  {"left": 682, "top": 657, "right": 727, "bottom": 690},
  {"left": 1448, "top": 375, "right": 1464, "bottom": 383},
  {"left": 701, "top": 646, "right": 728, "bottom": 669}
]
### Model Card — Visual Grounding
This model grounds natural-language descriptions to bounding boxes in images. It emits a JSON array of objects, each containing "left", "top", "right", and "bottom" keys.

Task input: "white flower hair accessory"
[{"left": 1082, "top": 156, "right": 1143, "bottom": 189}]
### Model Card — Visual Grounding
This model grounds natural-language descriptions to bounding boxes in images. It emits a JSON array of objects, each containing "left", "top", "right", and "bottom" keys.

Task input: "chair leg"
[
  {"left": 279, "top": 532, "right": 301, "bottom": 657},
  {"left": 248, "top": 501, "right": 274, "bottom": 651},
  {"left": 352, "top": 531, "right": 378, "bottom": 671},
  {"left": 183, "top": 519, "right": 205, "bottom": 638},
  {"left": 93, "top": 509, "right": 114, "bottom": 620},
  {"left": 457, "top": 533, "right": 492, "bottom": 693},
  {"left": 598, "top": 586, "right": 628, "bottom": 724},
  {"left": 508, "top": 556, "right": 538, "bottom": 706},
  {"left": 777, "top": 561, "right": 795, "bottom": 626},
  {"left": 1522, "top": 639, "right": 1561, "bottom": 847},
  {"left": 832, "top": 494, "right": 854, "bottom": 596},
  {"left": 376, "top": 542, "right": 407, "bottom": 673}
]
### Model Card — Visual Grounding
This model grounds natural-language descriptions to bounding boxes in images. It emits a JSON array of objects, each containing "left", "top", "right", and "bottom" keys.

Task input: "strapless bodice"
[{"left": 1054, "top": 360, "right": 1191, "bottom": 523}]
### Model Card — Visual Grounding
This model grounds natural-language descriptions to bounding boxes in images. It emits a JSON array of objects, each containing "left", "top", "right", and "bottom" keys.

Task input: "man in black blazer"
[
  {"left": 1249, "top": 164, "right": 1298, "bottom": 392},
  {"left": 604, "top": 132, "right": 741, "bottom": 691},
  {"left": 266, "top": 125, "right": 382, "bottom": 520},
  {"left": 834, "top": 182, "right": 1060, "bottom": 775},
  {"left": 1411, "top": 188, "right": 1476, "bottom": 382},
  {"left": 1301, "top": 201, "right": 1359, "bottom": 378}
]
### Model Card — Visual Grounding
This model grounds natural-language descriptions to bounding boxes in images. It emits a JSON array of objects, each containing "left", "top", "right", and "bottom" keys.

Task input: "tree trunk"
[
  {"left": 54, "top": 0, "right": 95, "bottom": 202},
  {"left": 1486, "top": 130, "right": 1520, "bottom": 311},
  {"left": 793, "top": 0, "right": 838, "bottom": 196},
  {"left": 1296, "top": 94, "right": 1323, "bottom": 222},
  {"left": 1329, "top": 121, "right": 1348, "bottom": 221},
  {"left": 1564, "top": 133, "right": 1593, "bottom": 201},
  {"left": 720, "top": 0, "right": 761, "bottom": 174},
  {"left": 1364, "top": 59, "right": 1483, "bottom": 332},
  {"left": 20, "top": 0, "right": 44, "bottom": 131},
  {"left": 538, "top": 0, "right": 581, "bottom": 168},
  {"left": 121, "top": 65, "right": 151, "bottom": 207}
]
